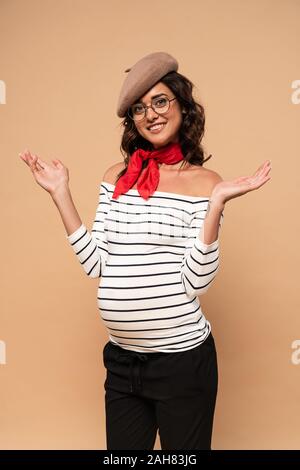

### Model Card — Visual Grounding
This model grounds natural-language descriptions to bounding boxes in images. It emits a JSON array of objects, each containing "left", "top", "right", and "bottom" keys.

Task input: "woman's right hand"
[{"left": 19, "top": 150, "right": 69, "bottom": 196}]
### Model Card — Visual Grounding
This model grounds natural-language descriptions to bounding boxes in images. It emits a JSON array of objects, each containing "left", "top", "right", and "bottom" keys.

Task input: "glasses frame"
[{"left": 127, "top": 96, "right": 177, "bottom": 122}]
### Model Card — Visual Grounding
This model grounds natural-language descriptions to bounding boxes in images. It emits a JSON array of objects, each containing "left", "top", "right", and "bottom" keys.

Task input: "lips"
[{"left": 147, "top": 122, "right": 167, "bottom": 132}]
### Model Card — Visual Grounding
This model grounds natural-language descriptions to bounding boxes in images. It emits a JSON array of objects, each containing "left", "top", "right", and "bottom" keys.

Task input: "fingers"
[
  {"left": 29, "top": 155, "right": 40, "bottom": 173},
  {"left": 19, "top": 152, "right": 30, "bottom": 165},
  {"left": 235, "top": 161, "right": 271, "bottom": 183},
  {"left": 33, "top": 154, "right": 45, "bottom": 170},
  {"left": 19, "top": 150, "right": 34, "bottom": 166},
  {"left": 257, "top": 161, "right": 272, "bottom": 181},
  {"left": 25, "top": 150, "right": 44, "bottom": 167},
  {"left": 20, "top": 153, "right": 40, "bottom": 173},
  {"left": 256, "top": 173, "right": 271, "bottom": 188},
  {"left": 20, "top": 150, "right": 64, "bottom": 172},
  {"left": 249, "top": 166, "right": 272, "bottom": 189},
  {"left": 20, "top": 150, "right": 48, "bottom": 170},
  {"left": 52, "top": 159, "right": 63, "bottom": 168},
  {"left": 253, "top": 160, "right": 271, "bottom": 177},
  {"left": 237, "top": 161, "right": 271, "bottom": 191},
  {"left": 250, "top": 162, "right": 271, "bottom": 186}
]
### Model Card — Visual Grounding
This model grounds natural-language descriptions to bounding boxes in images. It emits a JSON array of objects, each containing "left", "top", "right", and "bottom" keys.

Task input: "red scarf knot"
[{"left": 112, "top": 141, "right": 184, "bottom": 200}]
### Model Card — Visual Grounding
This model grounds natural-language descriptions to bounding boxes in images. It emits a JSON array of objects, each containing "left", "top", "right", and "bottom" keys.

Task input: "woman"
[{"left": 19, "top": 52, "right": 271, "bottom": 450}]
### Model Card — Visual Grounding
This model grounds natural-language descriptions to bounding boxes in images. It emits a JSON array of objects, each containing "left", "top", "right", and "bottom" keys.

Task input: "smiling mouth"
[{"left": 147, "top": 123, "right": 167, "bottom": 133}]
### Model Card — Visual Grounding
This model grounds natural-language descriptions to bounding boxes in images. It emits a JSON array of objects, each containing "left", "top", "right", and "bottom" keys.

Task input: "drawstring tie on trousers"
[{"left": 117, "top": 350, "right": 148, "bottom": 393}]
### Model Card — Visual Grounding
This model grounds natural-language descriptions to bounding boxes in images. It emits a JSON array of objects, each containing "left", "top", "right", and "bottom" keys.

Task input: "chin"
[
  {"left": 149, "top": 134, "right": 173, "bottom": 146},
  {"left": 158, "top": 139, "right": 176, "bottom": 149}
]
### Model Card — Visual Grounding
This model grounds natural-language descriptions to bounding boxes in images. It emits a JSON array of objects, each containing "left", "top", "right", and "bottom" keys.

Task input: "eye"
[
  {"left": 154, "top": 97, "right": 168, "bottom": 107},
  {"left": 132, "top": 104, "right": 144, "bottom": 114}
]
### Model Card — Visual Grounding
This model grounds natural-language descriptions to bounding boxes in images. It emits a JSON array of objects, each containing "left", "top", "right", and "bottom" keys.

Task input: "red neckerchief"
[{"left": 112, "top": 141, "right": 184, "bottom": 200}]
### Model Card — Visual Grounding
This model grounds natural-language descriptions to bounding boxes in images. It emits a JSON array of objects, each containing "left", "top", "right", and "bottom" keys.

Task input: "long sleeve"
[
  {"left": 180, "top": 204, "right": 224, "bottom": 298},
  {"left": 65, "top": 182, "right": 111, "bottom": 278}
]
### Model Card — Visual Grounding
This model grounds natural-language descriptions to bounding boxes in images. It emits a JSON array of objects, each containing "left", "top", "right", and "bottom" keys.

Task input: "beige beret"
[{"left": 116, "top": 51, "right": 179, "bottom": 118}]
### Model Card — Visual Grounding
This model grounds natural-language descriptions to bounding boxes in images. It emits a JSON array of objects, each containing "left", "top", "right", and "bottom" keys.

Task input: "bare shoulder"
[
  {"left": 102, "top": 162, "right": 125, "bottom": 185},
  {"left": 202, "top": 167, "right": 223, "bottom": 184},
  {"left": 193, "top": 167, "right": 223, "bottom": 196}
]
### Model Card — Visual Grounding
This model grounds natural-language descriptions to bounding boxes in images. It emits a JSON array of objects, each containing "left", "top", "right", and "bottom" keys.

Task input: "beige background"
[{"left": 1, "top": 0, "right": 300, "bottom": 450}]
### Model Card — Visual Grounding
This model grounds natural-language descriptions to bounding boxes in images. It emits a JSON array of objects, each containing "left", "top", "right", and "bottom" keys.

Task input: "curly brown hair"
[{"left": 115, "top": 71, "right": 212, "bottom": 184}]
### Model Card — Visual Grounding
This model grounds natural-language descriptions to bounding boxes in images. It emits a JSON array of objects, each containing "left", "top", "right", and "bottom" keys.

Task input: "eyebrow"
[{"left": 134, "top": 93, "right": 167, "bottom": 105}]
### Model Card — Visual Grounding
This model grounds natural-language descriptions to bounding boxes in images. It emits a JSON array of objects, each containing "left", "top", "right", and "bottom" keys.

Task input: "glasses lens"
[
  {"left": 153, "top": 96, "right": 169, "bottom": 113},
  {"left": 130, "top": 104, "right": 145, "bottom": 121},
  {"left": 129, "top": 96, "right": 171, "bottom": 121}
]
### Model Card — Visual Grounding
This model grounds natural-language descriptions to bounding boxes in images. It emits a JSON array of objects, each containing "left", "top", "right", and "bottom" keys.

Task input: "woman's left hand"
[{"left": 211, "top": 160, "right": 272, "bottom": 206}]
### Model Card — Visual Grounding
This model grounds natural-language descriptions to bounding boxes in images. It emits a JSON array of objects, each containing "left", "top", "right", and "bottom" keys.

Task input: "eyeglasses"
[{"left": 127, "top": 95, "right": 177, "bottom": 122}]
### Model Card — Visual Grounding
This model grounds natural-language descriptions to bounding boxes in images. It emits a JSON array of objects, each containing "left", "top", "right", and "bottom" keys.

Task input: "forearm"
[
  {"left": 60, "top": 182, "right": 111, "bottom": 279},
  {"left": 199, "top": 198, "right": 225, "bottom": 245},
  {"left": 180, "top": 197, "right": 224, "bottom": 298},
  {"left": 51, "top": 186, "right": 83, "bottom": 236}
]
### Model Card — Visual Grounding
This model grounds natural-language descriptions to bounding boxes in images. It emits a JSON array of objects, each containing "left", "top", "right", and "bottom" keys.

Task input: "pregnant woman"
[{"left": 20, "top": 51, "right": 271, "bottom": 450}]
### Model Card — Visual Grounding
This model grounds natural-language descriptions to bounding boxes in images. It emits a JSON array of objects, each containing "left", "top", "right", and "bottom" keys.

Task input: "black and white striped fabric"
[{"left": 66, "top": 182, "right": 224, "bottom": 353}]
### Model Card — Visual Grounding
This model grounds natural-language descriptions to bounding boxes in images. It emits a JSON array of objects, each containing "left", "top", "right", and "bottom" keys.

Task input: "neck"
[
  {"left": 159, "top": 160, "right": 190, "bottom": 171},
  {"left": 153, "top": 137, "right": 180, "bottom": 150}
]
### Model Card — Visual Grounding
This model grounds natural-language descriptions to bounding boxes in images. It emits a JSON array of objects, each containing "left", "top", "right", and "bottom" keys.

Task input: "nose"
[{"left": 145, "top": 106, "right": 159, "bottom": 121}]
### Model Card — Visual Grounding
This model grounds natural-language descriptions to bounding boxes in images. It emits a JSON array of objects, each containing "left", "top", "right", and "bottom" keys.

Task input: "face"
[{"left": 130, "top": 82, "right": 183, "bottom": 149}]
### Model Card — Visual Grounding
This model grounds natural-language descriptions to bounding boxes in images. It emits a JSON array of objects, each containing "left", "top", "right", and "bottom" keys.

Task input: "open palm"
[
  {"left": 19, "top": 149, "right": 69, "bottom": 195},
  {"left": 212, "top": 160, "right": 272, "bottom": 205}
]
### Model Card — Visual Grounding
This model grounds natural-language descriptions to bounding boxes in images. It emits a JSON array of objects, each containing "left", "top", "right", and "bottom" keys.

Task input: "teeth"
[{"left": 149, "top": 123, "right": 165, "bottom": 131}]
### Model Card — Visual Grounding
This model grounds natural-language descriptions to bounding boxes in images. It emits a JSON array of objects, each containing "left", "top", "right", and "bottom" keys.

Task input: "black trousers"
[{"left": 103, "top": 332, "right": 218, "bottom": 450}]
